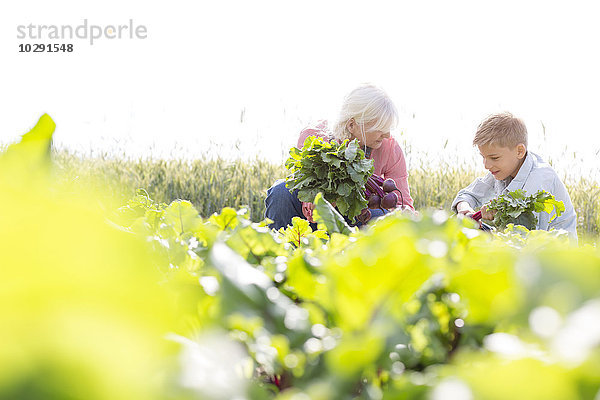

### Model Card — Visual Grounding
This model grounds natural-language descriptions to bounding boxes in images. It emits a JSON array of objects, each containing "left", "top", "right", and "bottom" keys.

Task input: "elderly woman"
[{"left": 265, "top": 84, "right": 414, "bottom": 229}]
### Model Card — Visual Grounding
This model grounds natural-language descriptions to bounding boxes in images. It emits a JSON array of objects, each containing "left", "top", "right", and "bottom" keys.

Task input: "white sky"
[{"left": 1, "top": 0, "right": 599, "bottom": 175}]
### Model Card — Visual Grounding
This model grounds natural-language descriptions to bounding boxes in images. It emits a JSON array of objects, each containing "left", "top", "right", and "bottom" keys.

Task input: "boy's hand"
[
  {"left": 301, "top": 202, "right": 315, "bottom": 223},
  {"left": 480, "top": 205, "right": 496, "bottom": 221},
  {"left": 456, "top": 201, "right": 475, "bottom": 217}
]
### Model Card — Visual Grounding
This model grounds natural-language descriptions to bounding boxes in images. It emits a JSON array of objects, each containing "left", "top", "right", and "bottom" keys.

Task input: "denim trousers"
[{"left": 264, "top": 179, "right": 387, "bottom": 230}]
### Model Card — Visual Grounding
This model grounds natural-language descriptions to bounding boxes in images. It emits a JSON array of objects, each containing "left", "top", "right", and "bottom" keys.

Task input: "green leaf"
[
  {"left": 539, "top": 197, "right": 565, "bottom": 221},
  {"left": 354, "top": 158, "right": 374, "bottom": 173},
  {"left": 344, "top": 140, "right": 358, "bottom": 161},
  {"left": 163, "top": 200, "right": 203, "bottom": 235},
  {"left": 336, "top": 182, "right": 352, "bottom": 196},
  {"left": 321, "top": 152, "right": 342, "bottom": 169},
  {"left": 208, "top": 207, "right": 242, "bottom": 231},
  {"left": 3, "top": 114, "right": 56, "bottom": 166},
  {"left": 335, "top": 196, "right": 350, "bottom": 216},
  {"left": 279, "top": 217, "right": 314, "bottom": 247},
  {"left": 227, "top": 223, "right": 287, "bottom": 264},
  {"left": 209, "top": 242, "right": 272, "bottom": 311},
  {"left": 289, "top": 146, "right": 302, "bottom": 159},
  {"left": 508, "top": 210, "right": 522, "bottom": 218},
  {"left": 325, "top": 331, "right": 384, "bottom": 378},
  {"left": 312, "top": 229, "right": 329, "bottom": 241},
  {"left": 346, "top": 164, "right": 363, "bottom": 183},
  {"left": 285, "top": 251, "right": 324, "bottom": 301},
  {"left": 312, "top": 192, "right": 355, "bottom": 235},
  {"left": 509, "top": 189, "right": 526, "bottom": 200}
]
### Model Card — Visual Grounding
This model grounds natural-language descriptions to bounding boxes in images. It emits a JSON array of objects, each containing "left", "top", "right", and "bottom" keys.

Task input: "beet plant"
[{"left": 485, "top": 189, "right": 565, "bottom": 230}]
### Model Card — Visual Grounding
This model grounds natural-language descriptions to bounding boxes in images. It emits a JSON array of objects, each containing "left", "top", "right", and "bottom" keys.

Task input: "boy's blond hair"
[{"left": 473, "top": 112, "right": 528, "bottom": 148}]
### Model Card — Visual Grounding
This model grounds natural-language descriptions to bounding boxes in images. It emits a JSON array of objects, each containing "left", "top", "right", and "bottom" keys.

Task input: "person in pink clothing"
[{"left": 265, "top": 84, "right": 414, "bottom": 229}]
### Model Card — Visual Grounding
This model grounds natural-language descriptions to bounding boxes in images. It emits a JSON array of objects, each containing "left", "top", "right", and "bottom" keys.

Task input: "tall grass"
[
  {"left": 53, "top": 149, "right": 600, "bottom": 239},
  {"left": 54, "top": 150, "right": 284, "bottom": 221}
]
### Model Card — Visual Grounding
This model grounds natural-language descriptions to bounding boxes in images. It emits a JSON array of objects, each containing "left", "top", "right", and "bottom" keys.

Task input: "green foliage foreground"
[{"left": 3, "top": 115, "right": 600, "bottom": 399}]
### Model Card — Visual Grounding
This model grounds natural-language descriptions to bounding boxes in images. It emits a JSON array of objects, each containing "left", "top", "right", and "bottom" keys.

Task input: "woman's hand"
[{"left": 301, "top": 202, "right": 315, "bottom": 223}]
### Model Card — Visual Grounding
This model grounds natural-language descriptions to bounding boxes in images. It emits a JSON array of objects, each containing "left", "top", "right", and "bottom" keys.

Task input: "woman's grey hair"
[{"left": 331, "top": 84, "right": 399, "bottom": 143}]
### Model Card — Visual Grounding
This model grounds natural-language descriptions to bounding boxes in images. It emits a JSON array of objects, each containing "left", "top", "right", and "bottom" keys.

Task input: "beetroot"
[
  {"left": 364, "top": 174, "right": 405, "bottom": 211},
  {"left": 382, "top": 178, "right": 398, "bottom": 193},
  {"left": 381, "top": 192, "right": 398, "bottom": 209},
  {"left": 368, "top": 194, "right": 381, "bottom": 209}
]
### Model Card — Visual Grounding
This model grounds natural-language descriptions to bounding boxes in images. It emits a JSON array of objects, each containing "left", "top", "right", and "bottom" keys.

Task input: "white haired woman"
[{"left": 265, "top": 84, "right": 414, "bottom": 229}]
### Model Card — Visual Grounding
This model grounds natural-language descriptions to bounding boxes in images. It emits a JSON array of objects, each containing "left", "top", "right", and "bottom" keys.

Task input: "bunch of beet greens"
[
  {"left": 284, "top": 136, "right": 374, "bottom": 221},
  {"left": 482, "top": 189, "right": 565, "bottom": 230}
]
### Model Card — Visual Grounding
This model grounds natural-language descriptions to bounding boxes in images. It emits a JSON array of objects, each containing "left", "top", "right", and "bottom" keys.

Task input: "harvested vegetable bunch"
[
  {"left": 285, "top": 136, "right": 374, "bottom": 220},
  {"left": 484, "top": 189, "right": 565, "bottom": 230},
  {"left": 357, "top": 174, "right": 405, "bottom": 224}
]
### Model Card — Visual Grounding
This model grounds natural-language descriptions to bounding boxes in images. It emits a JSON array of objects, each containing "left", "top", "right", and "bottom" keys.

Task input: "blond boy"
[{"left": 452, "top": 112, "right": 577, "bottom": 241}]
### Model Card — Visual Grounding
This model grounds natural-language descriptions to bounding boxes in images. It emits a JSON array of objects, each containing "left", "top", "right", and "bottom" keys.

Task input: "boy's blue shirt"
[{"left": 452, "top": 151, "right": 578, "bottom": 241}]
